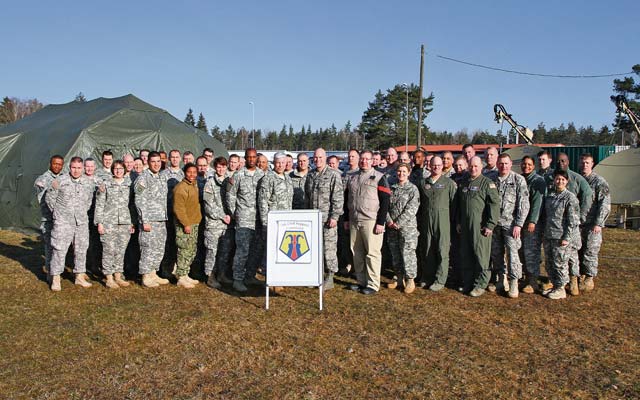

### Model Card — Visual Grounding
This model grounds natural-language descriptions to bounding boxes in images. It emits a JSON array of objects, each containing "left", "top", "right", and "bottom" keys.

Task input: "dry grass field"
[{"left": 0, "top": 228, "right": 638, "bottom": 399}]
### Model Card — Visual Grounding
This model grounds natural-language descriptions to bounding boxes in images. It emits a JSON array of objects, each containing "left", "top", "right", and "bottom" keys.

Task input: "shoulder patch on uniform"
[
  {"left": 51, "top": 179, "right": 60, "bottom": 190},
  {"left": 489, "top": 183, "right": 496, "bottom": 189}
]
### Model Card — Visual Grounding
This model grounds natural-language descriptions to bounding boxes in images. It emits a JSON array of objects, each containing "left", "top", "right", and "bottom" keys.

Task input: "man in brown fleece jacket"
[{"left": 173, "top": 163, "right": 202, "bottom": 289}]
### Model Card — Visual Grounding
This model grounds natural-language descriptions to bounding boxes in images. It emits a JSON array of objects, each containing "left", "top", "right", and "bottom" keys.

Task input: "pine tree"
[
  {"left": 196, "top": 113, "right": 208, "bottom": 133},
  {"left": 74, "top": 92, "right": 86, "bottom": 103},
  {"left": 184, "top": 109, "right": 196, "bottom": 126}
]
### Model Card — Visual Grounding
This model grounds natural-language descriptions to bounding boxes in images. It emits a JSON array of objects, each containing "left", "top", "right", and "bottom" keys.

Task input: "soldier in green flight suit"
[{"left": 456, "top": 156, "right": 501, "bottom": 297}]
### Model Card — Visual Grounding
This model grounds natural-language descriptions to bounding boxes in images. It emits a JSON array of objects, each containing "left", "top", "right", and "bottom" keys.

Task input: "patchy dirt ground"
[{"left": 0, "top": 229, "right": 638, "bottom": 399}]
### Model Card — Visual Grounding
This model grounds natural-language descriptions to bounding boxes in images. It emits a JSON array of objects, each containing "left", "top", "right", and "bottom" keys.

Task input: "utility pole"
[{"left": 417, "top": 44, "right": 424, "bottom": 149}]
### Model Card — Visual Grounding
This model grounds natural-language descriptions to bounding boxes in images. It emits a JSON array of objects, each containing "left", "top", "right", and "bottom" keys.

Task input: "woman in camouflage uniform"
[
  {"left": 94, "top": 160, "right": 135, "bottom": 289},
  {"left": 386, "top": 163, "right": 420, "bottom": 293}
]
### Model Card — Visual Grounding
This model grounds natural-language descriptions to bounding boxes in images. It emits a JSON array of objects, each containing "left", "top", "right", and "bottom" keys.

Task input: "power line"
[{"left": 433, "top": 54, "right": 634, "bottom": 79}]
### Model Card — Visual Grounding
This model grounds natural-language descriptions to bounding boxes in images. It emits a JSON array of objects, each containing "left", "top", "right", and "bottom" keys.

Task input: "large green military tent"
[
  {"left": 593, "top": 147, "right": 640, "bottom": 205},
  {"left": 0, "top": 94, "right": 227, "bottom": 232}
]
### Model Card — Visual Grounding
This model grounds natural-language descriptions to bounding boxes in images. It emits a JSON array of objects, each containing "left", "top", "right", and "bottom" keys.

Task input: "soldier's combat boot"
[
  {"left": 207, "top": 272, "right": 221, "bottom": 289},
  {"left": 547, "top": 286, "right": 567, "bottom": 300},
  {"left": 151, "top": 271, "right": 169, "bottom": 285},
  {"left": 508, "top": 278, "right": 519, "bottom": 298},
  {"left": 583, "top": 276, "right": 595, "bottom": 292},
  {"left": 522, "top": 275, "right": 538, "bottom": 294},
  {"left": 233, "top": 280, "right": 248, "bottom": 293},
  {"left": 541, "top": 281, "right": 553, "bottom": 291},
  {"left": 142, "top": 273, "right": 159, "bottom": 288},
  {"left": 114, "top": 273, "right": 130, "bottom": 287},
  {"left": 271, "top": 286, "right": 284, "bottom": 294},
  {"left": 218, "top": 271, "right": 233, "bottom": 285},
  {"left": 429, "top": 283, "right": 445, "bottom": 292},
  {"left": 244, "top": 275, "right": 263, "bottom": 287},
  {"left": 105, "top": 274, "right": 119, "bottom": 289},
  {"left": 387, "top": 276, "right": 398, "bottom": 289},
  {"left": 495, "top": 273, "right": 509, "bottom": 292},
  {"left": 50, "top": 275, "right": 61, "bottom": 292},
  {"left": 323, "top": 273, "right": 335, "bottom": 291},
  {"left": 569, "top": 276, "right": 580, "bottom": 296},
  {"left": 177, "top": 276, "right": 195, "bottom": 289},
  {"left": 185, "top": 275, "right": 199, "bottom": 285},
  {"left": 469, "top": 287, "right": 485, "bottom": 297},
  {"left": 404, "top": 278, "right": 416, "bottom": 294},
  {"left": 75, "top": 273, "right": 93, "bottom": 288}
]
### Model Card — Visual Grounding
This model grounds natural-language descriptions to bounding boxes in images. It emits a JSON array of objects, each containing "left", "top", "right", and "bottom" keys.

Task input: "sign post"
[{"left": 265, "top": 210, "right": 323, "bottom": 310}]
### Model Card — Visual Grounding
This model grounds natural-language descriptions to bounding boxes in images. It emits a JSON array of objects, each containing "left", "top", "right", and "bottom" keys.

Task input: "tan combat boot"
[
  {"left": 547, "top": 286, "right": 567, "bottom": 300},
  {"left": 185, "top": 275, "right": 200, "bottom": 285},
  {"left": 105, "top": 274, "right": 119, "bottom": 289},
  {"left": 75, "top": 273, "right": 93, "bottom": 288},
  {"left": 151, "top": 271, "right": 169, "bottom": 285},
  {"left": 177, "top": 276, "right": 195, "bottom": 289},
  {"left": 569, "top": 276, "right": 580, "bottom": 296},
  {"left": 50, "top": 275, "right": 61, "bottom": 291},
  {"left": 142, "top": 273, "right": 159, "bottom": 288},
  {"left": 582, "top": 276, "right": 595, "bottom": 291},
  {"left": 404, "top": 278, "right": 416, "bottom": 294},
  {"left": 522, "top": 275, "right": 539, "bottom": 294},
  {"left": 114, "top": 273, "right": 130, "bottom": 287},
  {"left": 541, "top": 281, "right": 553, "bottom": 291},
  {"left": 508, "top": 278, "right": 519, "bottom": 298},
  {"left": 387, "top": 276, "right": 398, "bottom": 289}
]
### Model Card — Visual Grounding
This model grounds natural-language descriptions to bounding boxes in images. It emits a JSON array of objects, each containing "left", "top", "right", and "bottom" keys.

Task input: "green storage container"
[{"left": 539, "top": 146, "right": 613, "bottom": 171}]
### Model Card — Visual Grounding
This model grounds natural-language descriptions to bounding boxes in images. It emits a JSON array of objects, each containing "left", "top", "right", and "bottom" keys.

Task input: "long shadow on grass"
[{"left": 0, "top": 237, "right": 49, "bottom": 282}]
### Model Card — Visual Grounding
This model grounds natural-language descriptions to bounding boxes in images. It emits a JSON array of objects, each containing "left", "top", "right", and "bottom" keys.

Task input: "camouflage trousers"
[
  {"left": 100, "top": 224, "right": 131, "bottom": 275},
  {"left": 232, "top": 227, "right": 260, "bottom": 281},
  {"left": 387, "top": 228, "right": 418, "bottom": 279},
  {"left": 520, "top": 223, "right": 543, "bottom": 277},
  {"left": 40, "top": 219, "right": 53, "bottom": 272},
  {"left": 138, "top": 221, "right": 167, "bottom": 275},
  {"left": 50, "top": 221, "right": 89, "bottom": 276},
  {"left": 491, "top": 225, "right": 523, "bottom": 280},
  {"left": 578, "top": 226, "right": 602, "bottom": 277},
  {"left": 543, "top": 239, "right": 574, "bottom": 288},
  {"left": 568, "top": 236, "right": 583, "bottom": 277},
  {"left": 322, "top": 226, "right": 339, "bottom": 274},
  {"left": 175, "top": 224, "right": 199, "bottom": 277},
  {"left": 204, "top": 221, "right": 234, "bottom": 276}
]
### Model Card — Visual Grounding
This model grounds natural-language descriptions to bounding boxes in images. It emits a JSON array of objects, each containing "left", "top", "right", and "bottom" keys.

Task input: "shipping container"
[{"left": 539, "top": 145, "right": 614, "bottom": 171}]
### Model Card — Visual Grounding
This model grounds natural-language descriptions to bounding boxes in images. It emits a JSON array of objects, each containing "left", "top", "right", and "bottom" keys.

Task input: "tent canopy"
[
  {"left": 593, "top": 147, "right": 640, "bottom": 205},
  {"left": 0, "top": 94, "right": 227, "bottom": 231}
]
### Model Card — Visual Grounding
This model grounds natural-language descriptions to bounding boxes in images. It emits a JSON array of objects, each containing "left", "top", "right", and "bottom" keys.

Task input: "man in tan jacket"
[{"left": 173, "top": 163, "right": 202, "bottom": 288}]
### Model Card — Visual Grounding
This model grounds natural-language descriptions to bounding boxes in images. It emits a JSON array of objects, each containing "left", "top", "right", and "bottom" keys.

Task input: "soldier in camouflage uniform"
[
  {"left": 173, "top": 163, "right": 202, "bottom": 289},
  {"left": 226, "top": 148, "right": 265, "bottom": 293},
  {"left": 578, "top": 154, "right": 610, "bottom": 292},
  {"left": 386, "top": 163, "right": 420, "bottom": 293},
  {"left": 134, "top": 152, "right": 169, "bottom": 288},
  {"left": 556, "top": 152, "right": 591, "bottom": 295},
  {"left": 46, "top": 157, "right": 95, "bottom": 291},
  {"left": 482, "top": 147, "right": 499, "bottom": 182},
  {"left": 537, "top": 150, "right": 554, "bottom": 188},
  {"left": 305, "top": 148, "right": 344, "bottom": 290},
  {"left": 257, "top": 152, "right": 294, "bottom": 290},
  {"left": 519, "top": 155, "right": 546, "bottom": 294},
  {"left": 160, "top": 150, "right": 184, "bottom": 276},
  {"left": 95, "top": 150, "right": 114, "bottom": 184},
  {"left": 34, "top": 155, "right": 64, "bottom": 277},
  {"left": 94, "top": 160, "right": 134, "bottom": 289},
  {"left": 442, "top": 151, "right": 455, "bottom": 179},
  {"left": 338, "top": 149, "right": 360, "bottom": 274},
  {"left": 290, "top": 153, "right": 309, "bottom": 210},
  {"left": 542, "top": 169, "right": 580, "bottom": 300},
  {"left": 456, "top": 156, "right": 501, "bottom": 297},
  {"left": 417, "top": 156, "right": 457, "bottom": 291},
  {"left": 490, "top": 154, "right": 530, "bottom": 298},
  {"left": 203, "top": 157, "right": 234, "bottom": 289}
]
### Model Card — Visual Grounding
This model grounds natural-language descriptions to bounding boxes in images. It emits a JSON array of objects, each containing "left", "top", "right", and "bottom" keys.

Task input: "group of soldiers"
[{"left": 34, "top": 143, "right": 610, "bottom": 300}]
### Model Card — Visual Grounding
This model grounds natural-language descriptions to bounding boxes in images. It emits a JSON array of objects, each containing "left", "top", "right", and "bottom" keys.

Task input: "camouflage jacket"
[
  {"left": 134, "top": 169, "right": 168, "bottom": 224},
  {"left": 94, "top": 176, "right": 134, "bottom": 226},
  {"left": 387, "top": 181, "right": 419, "bottom": 230},
  {"left": 45, "top": 174, "right": 94, "bottom": 226},
  {"left": 160, "top": 167, "right": 185, "bottom": 210},
  {"left": 543, "top": 189, "right": 580, "bottom": 243},
  {"left": 495, "top": 171, "right": 530, "bottom": 228},
  {"left": 257, "top": 170, "right": 293, "bottom": 227},
  {"left": 545, "top": 169, "right": 592, "bottom": 224},
  {"left": 34, "top": 170, "right": 60, "bottom": 221},
  {"left": 290, "top": 169, "right": 308, "bottom": 209},
  {"left": 482, "top": 166, "right": 499, "bottom": 183},
  {"left": 305, "top": 165, "right": 344, "bottom": 222},
  {"left": 583, "top": 172, "right": 611, "bottom": 227},
  {"left": 203, "top": 174, "right": 230, "bottom": 226},
  {"left": 226, "top": 167, "right": 265, "bottom": 229}
]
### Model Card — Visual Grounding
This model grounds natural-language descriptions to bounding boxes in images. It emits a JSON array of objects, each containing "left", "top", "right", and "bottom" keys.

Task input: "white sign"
[{"left": 266, "top": 210, "right": 323, "bottom": 310}]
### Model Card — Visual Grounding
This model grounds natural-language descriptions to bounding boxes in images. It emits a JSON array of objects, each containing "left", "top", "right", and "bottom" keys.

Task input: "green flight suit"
[
  {"left": 417, "top": 175, "right": 457, "bottom": 286},
  {"left": 456, "top": 174, "right": 501, "bottom": 291}
]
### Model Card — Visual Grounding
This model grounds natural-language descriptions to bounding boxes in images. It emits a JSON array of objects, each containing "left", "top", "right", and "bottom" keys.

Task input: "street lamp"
[
  {"left": 402, "top": 83, "right": 409, "bottom": 151},
  {"left": 248, "top": 101, "right": 255, "bottom": 148}
]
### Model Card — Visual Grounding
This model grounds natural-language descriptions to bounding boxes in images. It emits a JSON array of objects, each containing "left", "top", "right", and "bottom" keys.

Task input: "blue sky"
[{"left": 2, "top": 1, "right": 638, "bottom": 139}]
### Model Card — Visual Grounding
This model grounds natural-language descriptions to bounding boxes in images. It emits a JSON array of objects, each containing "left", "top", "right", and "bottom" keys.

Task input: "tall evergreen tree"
[
  {"left": 611, "top": 64, "right": 640, "bottom": 144},
  {"left": 196, "top": 113, "right": 208, "bottom": 133},
  {"left": 184, "top": 109, "right": 196, "bottom": 126},
  {"left": 74, "top": 92, "right": 86, "bottom": 103}
]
